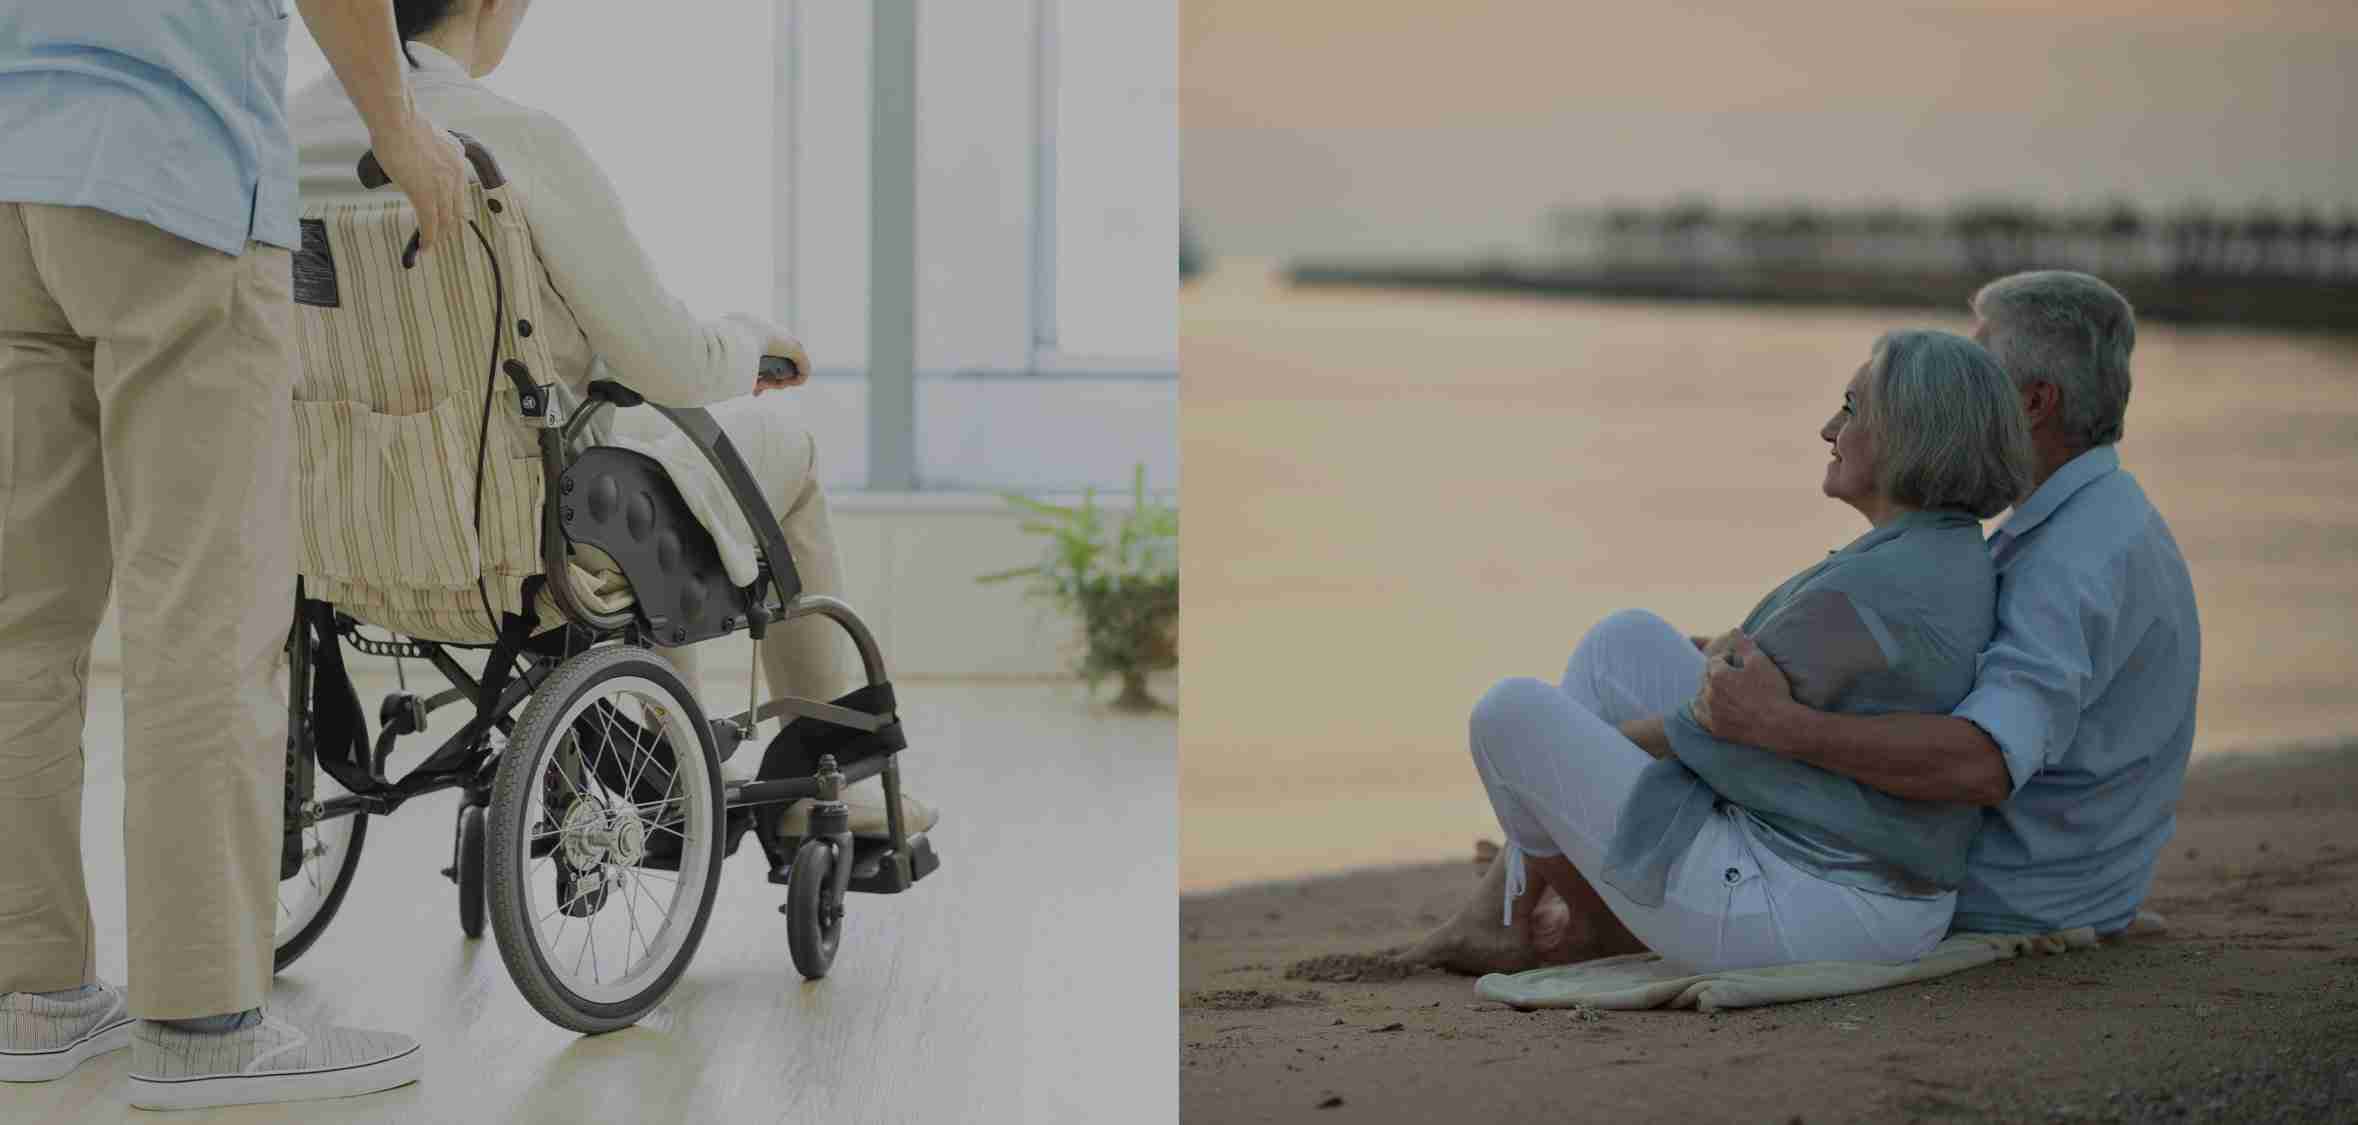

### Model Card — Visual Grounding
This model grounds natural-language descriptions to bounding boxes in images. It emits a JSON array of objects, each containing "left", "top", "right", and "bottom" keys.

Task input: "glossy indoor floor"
[{"left": 8, "top": 663, "right": 1177, "bottom": 1124}]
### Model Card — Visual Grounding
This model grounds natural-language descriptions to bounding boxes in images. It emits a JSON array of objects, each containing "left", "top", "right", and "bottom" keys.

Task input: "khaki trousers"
[{"left": 0, "top": 203, "right": 294, "bottom": 1020}]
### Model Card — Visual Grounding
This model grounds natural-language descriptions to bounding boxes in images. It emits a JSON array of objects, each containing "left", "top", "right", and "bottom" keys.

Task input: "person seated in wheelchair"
[{"left": 287, "top": 0, "right": 933, "bottom": 843}]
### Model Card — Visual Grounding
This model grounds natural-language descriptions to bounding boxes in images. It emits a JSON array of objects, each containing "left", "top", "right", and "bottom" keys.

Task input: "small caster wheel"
[
  {"left": 456, "top": 803, "right": 487, "bottom": 938},
  {"left": 784, "top": 838, "right": 843, "bottom": 980}
]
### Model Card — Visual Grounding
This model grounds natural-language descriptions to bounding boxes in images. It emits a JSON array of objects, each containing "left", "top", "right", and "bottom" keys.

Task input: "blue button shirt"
[
  {"left": 0, "top": 0, "right": 298, "bottom": 254},
  {"left": 1951, "top": 445, "right": 2203, "bottom": 935}
]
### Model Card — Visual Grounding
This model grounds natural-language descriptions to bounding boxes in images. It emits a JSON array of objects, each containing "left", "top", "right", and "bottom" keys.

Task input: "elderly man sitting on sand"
[{"left": 1412, "top": 270, "right": 2201, "bottom": 973}]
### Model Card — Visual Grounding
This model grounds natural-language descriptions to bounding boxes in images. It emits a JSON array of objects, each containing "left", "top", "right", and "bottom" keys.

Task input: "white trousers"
[{"left": 1468, "top": 609, "right": 1953, "bottom": 972}]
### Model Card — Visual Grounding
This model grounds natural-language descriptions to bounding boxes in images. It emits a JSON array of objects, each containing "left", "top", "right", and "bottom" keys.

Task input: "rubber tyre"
[
  {"left": 785, "top": 838, "right": 842, "bottom": 981},
  {"left": 485, "top": 644, "right": 724, "bottom": 1034},
  {"left": 457, "top": 803, "right": 487, "bottom": 938},
  {"left": 273, "top": 812, "right": 368, "bottom": 973}
]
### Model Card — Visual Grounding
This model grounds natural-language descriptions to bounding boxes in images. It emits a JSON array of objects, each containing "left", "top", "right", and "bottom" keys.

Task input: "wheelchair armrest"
[
  {"left": 356, "top": 130, "right": 509, "bottom": 191},
  {"left": 586, "top": 380, "right": 644, "bottom": 408},
  {"left": 641, "top": 403, "right": 805, "bottom": 604}
]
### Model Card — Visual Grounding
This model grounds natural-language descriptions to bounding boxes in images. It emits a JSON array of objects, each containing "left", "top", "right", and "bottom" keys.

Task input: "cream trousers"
[{"left": 0, "top": 204, "right": 294, "bottom": 1019}]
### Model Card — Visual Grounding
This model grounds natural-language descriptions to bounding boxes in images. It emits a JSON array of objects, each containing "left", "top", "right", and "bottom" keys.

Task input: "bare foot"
[
  {"left": 1400, "top": 918, "right": 1544, "bottom": 975},
  {"left": 1403, "top": 856, "right": 1592, "bottom": 975},
  {"left": 1524, "top": 888, "right": 1580, "bottom": 963}
]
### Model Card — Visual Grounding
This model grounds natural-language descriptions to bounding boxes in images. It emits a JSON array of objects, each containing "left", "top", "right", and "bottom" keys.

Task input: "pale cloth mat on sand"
[{"left": 1475, "top": 911, "right": 2165, "bottom": 1012}]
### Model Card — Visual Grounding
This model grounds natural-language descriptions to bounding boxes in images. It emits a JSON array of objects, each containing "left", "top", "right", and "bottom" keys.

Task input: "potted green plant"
[{"left": 980, "top": 464, "right": 1178, "bottom": 711}]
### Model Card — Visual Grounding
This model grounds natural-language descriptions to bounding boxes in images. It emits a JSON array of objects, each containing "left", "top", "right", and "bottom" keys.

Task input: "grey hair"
[
  {"left": 1970, "top": 270, "right": 2137, "bottom": 448},
  {"left": 1861, "top": 330, "right": 2036, "bottom": 518}
]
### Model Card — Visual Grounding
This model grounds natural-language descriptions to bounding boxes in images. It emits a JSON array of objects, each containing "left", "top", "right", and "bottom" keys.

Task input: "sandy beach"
[{"left": 1181, "top": 743, "right": 2358, "bottom": 1124}]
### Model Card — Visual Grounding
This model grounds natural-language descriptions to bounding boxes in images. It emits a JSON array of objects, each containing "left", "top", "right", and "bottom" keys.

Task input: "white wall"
[
  {"left": 777, "top": 0, "right": 871, "bottom": 365},
  {"left": 789, "top": 375, "right": 1179, "bottom": 493},
  {"left": 775, "top": 0, "right": 1178, "bottom": 373},
  {"left": 1047, "top": 0, "right": 1178, "bottom": 365}
]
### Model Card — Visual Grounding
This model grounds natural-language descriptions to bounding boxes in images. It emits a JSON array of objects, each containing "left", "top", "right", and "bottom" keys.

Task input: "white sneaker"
[
  {"left": 126, "top": 1012, "right": 420, "bottom": 1111},
  {"left": 0, "top": 983, "right": 134, "bottom": 1082}
]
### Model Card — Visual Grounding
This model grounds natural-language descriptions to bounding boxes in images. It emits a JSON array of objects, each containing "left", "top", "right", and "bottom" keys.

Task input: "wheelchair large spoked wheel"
[
  {"left": 485, "top": 644, "right": 724, "bottom": 1034},
  {"left": 275, "top": 629, "right": 369, "bottom": 975},
  {"left": 275, "top": 763, "right": 368, "bottom": 972}
]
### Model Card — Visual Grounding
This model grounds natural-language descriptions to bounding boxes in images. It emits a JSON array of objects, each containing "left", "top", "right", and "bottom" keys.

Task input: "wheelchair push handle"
[{"left": 356, "top": 130, "right": 508, "bottom": 191}]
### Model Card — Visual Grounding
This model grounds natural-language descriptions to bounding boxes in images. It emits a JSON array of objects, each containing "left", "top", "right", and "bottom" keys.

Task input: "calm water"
[{"left": 1180, "top": 262, "right": 2358, "bottom": 892}]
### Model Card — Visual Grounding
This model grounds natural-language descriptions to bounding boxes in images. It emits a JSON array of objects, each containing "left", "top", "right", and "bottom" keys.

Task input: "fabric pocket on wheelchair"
[{"left": 292, "top": 394, "right": 485, "bottom": 591}]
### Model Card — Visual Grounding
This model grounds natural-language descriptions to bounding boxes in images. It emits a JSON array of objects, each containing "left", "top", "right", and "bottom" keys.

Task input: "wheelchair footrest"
[{"left": 762, "top": 832, "right": 937, "bottom": 895}]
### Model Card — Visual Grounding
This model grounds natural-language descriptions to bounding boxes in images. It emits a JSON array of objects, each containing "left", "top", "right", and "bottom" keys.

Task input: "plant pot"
[{"left": 1091, "top": 603, "right": 1177, "bottom": 712}]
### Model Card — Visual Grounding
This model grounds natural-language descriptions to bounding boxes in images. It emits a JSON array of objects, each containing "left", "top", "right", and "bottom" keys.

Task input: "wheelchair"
[{"left": 268, "top": 136, "right": 938, "bottom": 1034}]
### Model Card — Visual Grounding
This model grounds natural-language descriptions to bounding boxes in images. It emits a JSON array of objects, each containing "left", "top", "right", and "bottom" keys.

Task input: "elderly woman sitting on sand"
[{"left": 1411, "top": 329, "right": 2034, "bottom": 975}]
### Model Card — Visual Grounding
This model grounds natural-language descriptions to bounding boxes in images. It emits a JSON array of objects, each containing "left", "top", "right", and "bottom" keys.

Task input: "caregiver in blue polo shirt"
[
  {"left": 1697, "top": 270, "right": 2202, "bottom": 941},
  {"left": 0, "top": 1, "right": 465, "bottom": 1111}
]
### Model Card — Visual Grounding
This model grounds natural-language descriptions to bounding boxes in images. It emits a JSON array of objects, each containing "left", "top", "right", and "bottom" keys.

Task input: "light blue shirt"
[
  {"left": 0, "top": 0, "right": 298, "bottom": 254},
  {"left": 1606, "top": 510, "right": 1995, "bottom": 907},
  {"left": 1952, "top": 445, "right": 2202, "bottom": 935}
]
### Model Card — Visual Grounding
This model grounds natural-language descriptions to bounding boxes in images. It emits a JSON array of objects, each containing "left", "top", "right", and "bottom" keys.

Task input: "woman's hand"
[
  {"left": 1700, "top": 629, "right": 1744, "bottom": 661},
  {"left": 753, "top": 344, "right": 810, "bottom": 394},
  {"left": 724, "top": 313, "right": 810, "bottom": 394},
  {"left": 1694, "top": 635, "right": 1797, "bottom": 746}
]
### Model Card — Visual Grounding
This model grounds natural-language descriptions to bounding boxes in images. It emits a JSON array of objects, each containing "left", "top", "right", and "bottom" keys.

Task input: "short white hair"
[
  {"left": 1971, "top": 271, "right": 2137, "bottom": 448},
  {"left": 1863, "top": 330, "right": 2036, "bottom": 518}
]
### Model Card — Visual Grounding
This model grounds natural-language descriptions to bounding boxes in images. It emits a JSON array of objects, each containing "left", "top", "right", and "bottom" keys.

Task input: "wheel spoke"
[
  {"left": 615, "top": 865, "right": 649, "bottom": 972},
  {"left": 571, "top": 910, "right": 593, "bottom": 977},
  {"left": 612, "top": 699, "right": 676, "bottom": 805},
  {"left": 625, "top": 871, "right": 672, "bottom": 968},
  {"left": 586, "top": 896, "right": 603, "bottom": 983},
  {"left": 586, "top": 705, "right": 622, "bottom": 801}
]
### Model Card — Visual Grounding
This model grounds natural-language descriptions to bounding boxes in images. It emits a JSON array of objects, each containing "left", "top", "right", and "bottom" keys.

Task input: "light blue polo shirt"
[
  {"left": 1952, "top": 445, "right": 2203, "bottom": 935},
  {"left": 0, "top": 0, "right": 299, "bottom": 254}
]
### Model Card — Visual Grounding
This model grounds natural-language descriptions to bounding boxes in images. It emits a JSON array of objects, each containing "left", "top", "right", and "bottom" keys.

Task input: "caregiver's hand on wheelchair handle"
[
  {"left": 1693, "top": 634, "right": 1795, "bottom": 746},
  {"left": 364, "top": 114, "right": 467, "bottom": 260}
]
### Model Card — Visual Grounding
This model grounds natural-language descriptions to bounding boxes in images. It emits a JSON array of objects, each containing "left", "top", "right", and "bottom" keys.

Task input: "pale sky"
[{"left": 1182, "top": 0, "right": 2358, "bottom": 258}]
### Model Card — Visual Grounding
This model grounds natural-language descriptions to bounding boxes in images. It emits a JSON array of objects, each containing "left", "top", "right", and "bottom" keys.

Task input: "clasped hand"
[{"left": 1691, "top": 632, "right": 1795, "bottom": 746}]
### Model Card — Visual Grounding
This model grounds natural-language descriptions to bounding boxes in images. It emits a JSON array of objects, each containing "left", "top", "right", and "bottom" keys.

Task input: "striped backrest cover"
[{"left": 291, "top": 178, "right": 564, "bottom": 643}]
